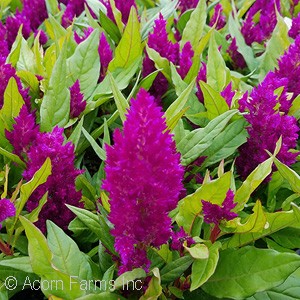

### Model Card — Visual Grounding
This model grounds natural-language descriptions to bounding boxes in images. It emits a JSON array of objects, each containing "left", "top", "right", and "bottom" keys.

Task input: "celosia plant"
[{"left": 103, "top": 89, "right": 184, "bottom": 273}]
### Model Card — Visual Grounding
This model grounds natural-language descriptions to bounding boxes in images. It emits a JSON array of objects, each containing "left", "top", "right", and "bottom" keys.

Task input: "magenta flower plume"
[
  {"left": 5, "top": 106, "right": 39, "bottom": 158},
  {"left": 0, "top": 199, "right": 16, "bottom": 230},
  {"left": 221, "top": 82, "right": 235, "bottom": 107},
  {"left": 62, "top": 0, "right": 85, "bottom": 27},
  {"left": 0, "top": 23, "right": 9, "bottom": 60},
  {"left": 275, "top": 36, "right": 300, "bottom": 100},
  {"left": 196, "top": 62, "right": 207, "bottom": 103},
  {"left": 143, "top": 15, "right": 179, "bottom": 100},
  {"left": 209, "top": 4, "right": 226, "bottom": 30},
  {"left": 202, "top": 190, "right": 237, "bottom": 225},
  {"left": 98, "top": 33, "right": 113, "bottom": 82},
  {"left": 74, "top": 27, "right": 94, "bottom": 44},
  {"left": 241, "top": 0, "right": 280, "bottom": 45},
  {"left": 178, "top": 42, "right": 194, "bottom": 79},
  {"left": 289, "top": 13, "right": 300, "bottom": 38},
  {"left": 227, "top": 37, "right": 247, "bottom": 70},
  {"left": 23, "top": 127, "right": 83, "bottom": 233},
  {"left": 69, "top": 80, "right": 86, "bottom": 118},
  {"left": 178, "top": 0, "right": 198, "bottom": 14},
  {"left": 100, "top": 0, "right": 136, "bottom": 24},
  {"left": 236, "top": 72, "right": 299, "bottom": 179},
  {"left": 103, "top": 89, "right": 184, "bottom": 274},
  {"left": 170, "top": 227, "right": 194, "bottom": 251}
]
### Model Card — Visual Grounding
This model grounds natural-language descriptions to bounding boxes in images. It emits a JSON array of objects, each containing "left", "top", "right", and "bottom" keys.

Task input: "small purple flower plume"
[
  {"left": 22, "top": 127, "right": 83, "bottom": 233},
  {"left": 196, "top": 62, "right": 207, "bottom": 103},
  {"left": 202, "top": 190, "right": 238, "bottom": 226},
  {"left": 237, "top": 72, "right": 299, "bottom": 179},
  {"left": 69, "top": 80, "right": 86, "bottom": 118},
  {"left": 221, "top": 82, "right": 235, "bottom": 107},
  {"left": 170, "top": 227, "right": 194, "bottom": 252},
  {"left": 227, "top": 37, "right": 247, "bottom": 70},
  {"left": 241, "top": 0, "right": 280, "bottom": 45},
  {"left": 98, "top": 33, "right": 113, "bottom": 82},
  {"left": 178, "top": 42, "right": 194, "bottom": 79},
  {"left": 62, "top": 0, "right": 85, "bottom": 28},
  {"left": 209, "top": 4, "right": 226, "bottom": 30},
  {"left": 103, "top": 89, "right": 184, "bottom": 274},
  {"left": 5, "top": 106, "right": 39, "bottom": 159},
  {"left": 178, "top": 0, "right": 198, "bottom": 14},
  {"left": 0, "top": 199, "right": 16, "bottom": 230}
]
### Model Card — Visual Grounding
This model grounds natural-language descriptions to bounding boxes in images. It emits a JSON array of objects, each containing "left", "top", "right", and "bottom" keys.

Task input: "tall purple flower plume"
[
  {"left": 196, "top": 62, "right": 207, "bottom": 103},
  {"left": 62, "top": 0, "right": 85, "bottom": 28},
  {"left": 98, "top": 33, "right": 113, "bottom": 82},
  {"left": 103, "top": 89, "right": 184, "bottom": 274},
  {"left": 209, "top": 4, "right": 226, "bottom": 30},
  {"left": 227, "top": 37, "right": 247, "bottom": 70},
  {"left": 69, "top": 80, "right": 86, "bottom": 118},
  {"left": 0, "top": 199, "right": 16, "bottom": 230},
  {"left": 178, "top": 0, "right": 198, "bottom": 14}
]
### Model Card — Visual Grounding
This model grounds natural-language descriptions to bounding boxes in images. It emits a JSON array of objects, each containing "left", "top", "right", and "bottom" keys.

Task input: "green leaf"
[
  {"left": 271, "top": 227, "right": 300, "bottom": 249},
  {"left": 0, "top": 147, "right": 26, "bottom": 168},
  {"left": 190, "top": 242, "right": 221, "bottom": 291},
  {"left": 0, "top": 257, "right": 33, "bottom": 273},
  {"left": 247, "top": 268, "right": 300, "bottom": 300},
  {"left": 47, "top": 221, "right": 93, "bottom": 280},
  {"left": 45, "top": 0, "right": 59, "bottom": 15},
  {"left": 274, "top": 157, "right": 300, "bottom": 194},
  {"left": 108, "top": 8, "right": 142, "bottom": 71},
  {"left": 67, "top": 29, "right": 101, "bottom": 98},
  {"left": 140, "top": 268, "right": 162, "bottom": 300},
  {"left": 19, "top": 216, "right": 53, "bottom": 274},
  {"left": 165, "top": 80, "right": 195, "bottom": 129},
  {"left": 109, "top": 73, "right": 129, "bottom": 123},
  {"left": 82, "top": 127, "right": 106, "bottom": 160},
  {"left": 176, "top": 172, "right": 232, "bottom": 233},
  {"left": 160, "top": 255, "right": 193, "bottom": 283},
  {"left": 40, "top": 42, "right": 70, "bottom": 131},
  {"left": 0, "top": 77, "right": 24, "bottom": 148},
  {"left": 67, "top": 117, "right": 84, "bottom": 150},
  {"left": 225, "top": 200, "right": 267, "bottom": 233},
  {"left": 177, "top": 110, "right": 238, "bottom": 166},
  {"left": 114, "top": 268, "right": 146, "bottom": 290},
  {"left": 99, "top": 9, "right": 121, "bottom": 44},
  {"left": 77, "top": 293, "right": 126, "bottom": 300},
  {"left": 257, "top": 14, "right": 290, "bottom": 80},
  {"left": 234, "top": 157, "right": 274, "bottom": 211},
  {"left": 201, "top": 118, "right": 247, "bottom": 168},
  {"left": 206, "top": 32, "right": 230, "bottom": 92},
  {"left": 223, "top": 205, "right": 300, "bottom": 248},
  {"left": 66, "top": 205, "right": 116, "bottom": 255},
  {"left": 180, "top": 0, "right": 206, "bottom": 50},
  {"left": 202, "top": 246, "right": 300, "bottom": 299},
  {"left": 184, "top": 244, "right": 209, "bottom": 259},
  {"left": 200, "top": 81, "right": 229, "bottom": 120}
]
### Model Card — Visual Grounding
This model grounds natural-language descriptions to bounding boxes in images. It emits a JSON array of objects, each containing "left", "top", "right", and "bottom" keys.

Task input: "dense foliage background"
[{"left": 0, "top": 0, "right": 300, "bottom": 299}]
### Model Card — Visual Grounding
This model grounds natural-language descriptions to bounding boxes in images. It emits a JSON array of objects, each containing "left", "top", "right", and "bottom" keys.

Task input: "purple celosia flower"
[
  {"left": 241, "top": 0, "right": 280, "bottom": 45},
  {"left": 98, "top": 33, "right": 113, "bottom": 82},
  {"left": 5, "top": 11, "right": 31, "bottom": 49},
  {"left": 209, "top": 4, "right": 226, "bottom": 30},
  {"left": 0, "top": 199, "right": 16, "bottom": 230},
  {"left": 178, "top": 42, "right": 194, "bottom": 79},
  {"left": 196, "top": 62, "right": 207, "bottom": 103},
  {"left": 0, "top": 59, "right": 31, "bottom": 110},
  {"left": 178, "top": 0, "right": 198, "bottom": 14},
  {"left": 170, "top": 227, "right": 194, "bottom": 251},
  {"left": 62, "top": 0, "right": 85, "bottom": 27},
  {"left": 143, "top": 15, "right": 179, "bottom": 100},
  {"left": 34, "top": 29, "right": 48, "bottom": 45},
  {"left": 227, "top": 37, "right": 247, "bottom": 70},
  {"left": 221, "top": 82, "right": 235, "bottom": 107},
  {"left": 5, "top": 106, "right": 39, "bottom": 159},
  {"left": 23, "top": 127, "right": 83, "bottom": 233},
  {"left": 21, "top": 0, "right": 48, "bottom": 31},
  {"left": 69, "top": 80, "right": 86, "bottom": 118},
  {"left": 275, "top": 36, "right": 300, "bottom": 100},
  {"left": 0, "top": 23, "right": 9, "bottom": 60},
  {"left": 237, "top": 72, "right": 299, "bottom": 179},
  {"left": 100, "top": 0, "right": 136, "bottom": 24},
  {"left": 289, "top": 13, "right": 300, "bottom": 38},
  {"left": 74, "top": 27, "right": 94, "bottom": 44},
  {"left": 103, "top": 89, "right": 184, "bottom": 274},
  {"left": 202, "top": 190, "right": 237, "bottom": 225}
]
